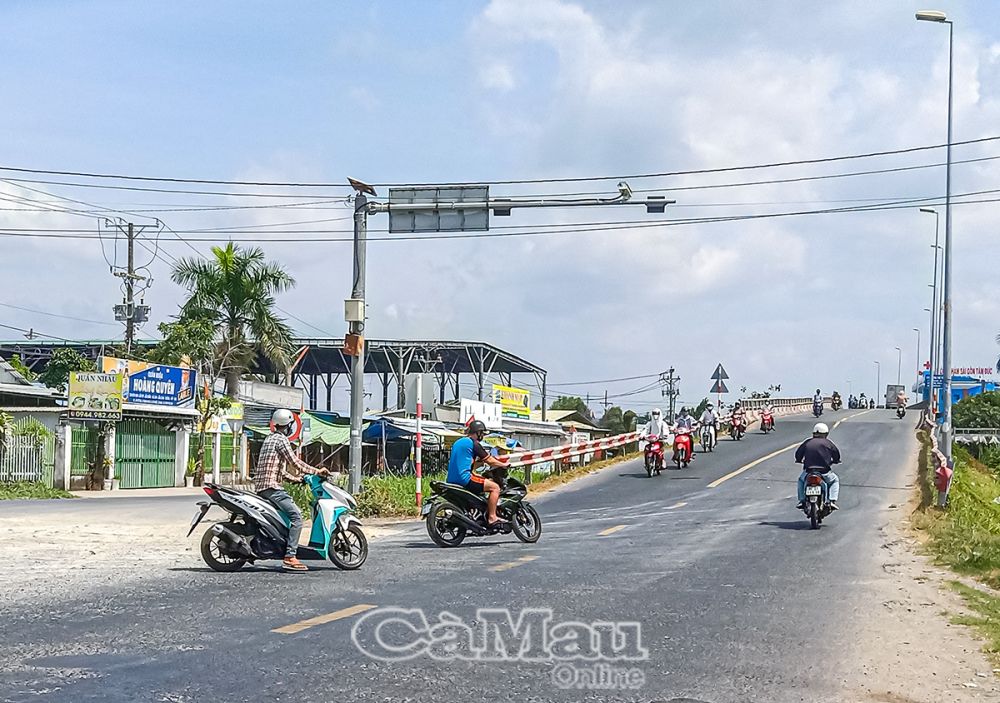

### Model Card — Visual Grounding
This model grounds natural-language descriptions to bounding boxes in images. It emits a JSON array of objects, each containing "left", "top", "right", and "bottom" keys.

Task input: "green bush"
[
  {"left": 953, "top": 391, "right": 1000, "bottom": 429},
  {"left": 0, "top": 481, "right": 74, "bottom": 500}
]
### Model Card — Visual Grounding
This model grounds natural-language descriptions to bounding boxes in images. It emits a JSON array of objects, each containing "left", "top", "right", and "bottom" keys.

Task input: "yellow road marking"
[
  {"left": 666, "top": 501, "right": 687, "bottom": 510},
  {"left": 707, "top": 443, "right": 800, "bottom": 488},
  {"left": 490, "top": 555, "right": 539, "bottom": 572},
  {"left": 833, "top": 409, "right": 871, "bottom": 430},
  {"left": 598, "top": 524, "right": 628, "bottom": 536},
  {"left": 272, "top": 603, "right": 377, "bottom": 635}
]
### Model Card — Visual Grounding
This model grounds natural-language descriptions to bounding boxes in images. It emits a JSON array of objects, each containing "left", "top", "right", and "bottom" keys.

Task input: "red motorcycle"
[
  {"left": 644, "top": 435, "right": 665, "bottom": 477},
  {"left": 730, "top": 414, "right": 746, "bottom": 441},
  {"left": 673, "top": 427, "right": 694, "bottom": 469},
  {"left": 760, "top": 411, "right": 774, "bottom": 434}
]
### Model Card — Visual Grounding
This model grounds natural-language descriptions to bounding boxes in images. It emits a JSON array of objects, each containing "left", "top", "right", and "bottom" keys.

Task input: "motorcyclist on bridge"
[
  {"left": 795, "top": 422, "right": 841, "bottom": 511},
  {"left": 447, "top": 420, "right": 509, "bottom": 528},
  {"left": 672, "top": 407, "right": 697, "bottom": 462},
  {"left": 644, "top": 408, "right": 671, "bottom": 439},
  {"left": 699, "top": 403, "right": 718, "bottom": 448},
  {"left": 730, "top": 401, "right": 747, "bottom": 434}
]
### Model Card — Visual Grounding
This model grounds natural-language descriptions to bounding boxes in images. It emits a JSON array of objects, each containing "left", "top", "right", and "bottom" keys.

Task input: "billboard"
[
  {"left": 68, "top": 372, "right": 123, "bottom": 420},
  {"left": 100, "top": 357, "right": 196, "bottom": 407},
  {"left": 460, "top": 399, "right": 504, "bottom": 429},
  {"left": 492, "top": 384, "right": 530, "bottom": 420}
]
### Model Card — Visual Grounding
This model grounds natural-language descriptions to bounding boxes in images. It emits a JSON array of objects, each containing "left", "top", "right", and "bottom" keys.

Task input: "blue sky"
[{"left": 2, "top": 0, "right": 999, "bottom": 413}]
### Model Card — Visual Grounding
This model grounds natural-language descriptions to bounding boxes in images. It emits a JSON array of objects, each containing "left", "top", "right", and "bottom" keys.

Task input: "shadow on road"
[
  {"left": 401, "top": 541, "right": 519, "bottom": 549},
  {"left": 758, "top": 520, "right": 824, "bottom": 531}
]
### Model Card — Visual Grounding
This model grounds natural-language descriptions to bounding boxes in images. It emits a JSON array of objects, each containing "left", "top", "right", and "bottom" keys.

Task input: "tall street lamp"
[
  {"left": 920, "top": 207, "right": 941, "bottom": 418},
  {"left": 912, "top": 328, "right": 921, "bottom": 376},
  {"left": 895, "top": 346, "right": 902, "bottom": 385},
  {"left": 875, "top": 361, "right": 882, "bottom": 405},
  {"left": 916, "top": 9, "right": 955, "bottom": 468}
]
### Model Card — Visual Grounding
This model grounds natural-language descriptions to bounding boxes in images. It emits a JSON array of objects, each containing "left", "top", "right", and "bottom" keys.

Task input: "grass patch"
[
  {"left": 948, "top": 580, "right": 1000, "bottom": 664},
  {"left": 529, "top": 451, "right": 641, "bottom": 494},
  {"left": 0, "top": 481, "right": 75, "bottom": 500},
  {"left": 913, "top": 442, "right": 1000, "bottom": 589}
]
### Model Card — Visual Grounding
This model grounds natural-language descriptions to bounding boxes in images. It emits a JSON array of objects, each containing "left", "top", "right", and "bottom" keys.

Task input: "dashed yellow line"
[
  {"left": 272, "top": 603, "right": 377, "bottom": 635},
  {"left": 490, "top": 555, "right": 538, "bottom": 572},
  {"left": 666, "top": 501, "right": 687, "bottom": 510},
  {"left": 707, "top": 443, "right": 800, "bottom": 488},
  {"left": 598, "top": 524, "right": 628, "bottom": 536},
  {"left": 833, "top": 409, "right": 871, "bottom": 430}
]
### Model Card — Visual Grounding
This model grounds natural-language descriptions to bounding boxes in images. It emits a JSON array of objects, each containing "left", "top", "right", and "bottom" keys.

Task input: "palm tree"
[{"left": 171, "top": 243, "right": 296, "bottom": 397}]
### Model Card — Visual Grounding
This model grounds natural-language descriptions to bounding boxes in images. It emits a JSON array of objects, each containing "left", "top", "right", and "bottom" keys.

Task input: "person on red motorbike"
[
  {"left": 761, "top": 401, "right": 775, "bottom": 429},
  {"left": 672, "top": 407, "right": 697, "bottom": 462},
  {"left": 730, "top": 401, "right": 748, "bottom": 434},
  {"left": 644, "top": 408, "right": 670, "bottom": 439}
]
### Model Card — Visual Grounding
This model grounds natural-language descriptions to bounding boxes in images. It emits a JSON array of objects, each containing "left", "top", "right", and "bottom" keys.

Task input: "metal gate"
[
  {"left": 70, "top": 425, "right": 100, "bottom": 477},
  {"left": 0, "top": 417, "right": 55, "bottom": 486},
  {"left": 115, "top": 419, "right": 176, "bottom": 489}
]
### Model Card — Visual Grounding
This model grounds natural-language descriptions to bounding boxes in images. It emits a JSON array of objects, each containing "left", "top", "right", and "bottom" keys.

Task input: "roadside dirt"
[
  {"left": 0, "top": 507, "right": 403, "bottom": 612},
  {"left": 843, "top": 463, "right": 1000, "bottom": 702}
]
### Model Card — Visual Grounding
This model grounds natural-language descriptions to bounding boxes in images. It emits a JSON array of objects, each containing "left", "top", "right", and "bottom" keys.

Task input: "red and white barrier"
[{"left": 505, "top": 432, "right": 642, "bottom": 468}]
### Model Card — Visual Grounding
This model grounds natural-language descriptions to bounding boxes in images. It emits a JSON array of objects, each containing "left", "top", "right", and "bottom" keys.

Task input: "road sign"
[
  {"left": 710, "top": 379, "right": 729, "bottom": 394},
  {"left": 388, "top": 186, "right": 489, "bottom": 233},
  {"left": 711, "top": 364, "right": 729, "bottom": 381}
]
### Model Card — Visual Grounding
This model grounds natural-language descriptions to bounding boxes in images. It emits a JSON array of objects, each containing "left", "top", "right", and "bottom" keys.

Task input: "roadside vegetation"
[
  {"left": 914, "top": 419, "right": 1000, "bottom": 663},
  {"left": 0, "top": 481, "right": 74, "bottom": 500}
]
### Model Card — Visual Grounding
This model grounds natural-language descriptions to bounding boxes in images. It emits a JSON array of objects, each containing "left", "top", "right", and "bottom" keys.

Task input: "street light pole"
[
  {"left": 916, "top": 9, "right": 955, "bottom": 470},
  {"left": 895, "top": 346, "right": 902, "bottom": 386},
  {"left": 347, "top": 191, "right": 369, "bottom": 494},
  {"left": 874, "top": 360, "right": 881, "bottom": 407},
  {"left": 912, "top": 327, "right": 920, "bottom": 378},
  {"left": 920, "top": 207, "right": 940, "bottom": 419}
]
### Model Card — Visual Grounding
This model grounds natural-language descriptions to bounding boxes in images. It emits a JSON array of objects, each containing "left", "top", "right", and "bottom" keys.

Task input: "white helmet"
[
  {"left": 813, "top": 422, "right": 829, "bottom": 435},
  {"left": 271, "top": 408, "right": 295, "bottom": 428},
  {"left": 652, "top": 408, "right": 662, "bottom": 416}
]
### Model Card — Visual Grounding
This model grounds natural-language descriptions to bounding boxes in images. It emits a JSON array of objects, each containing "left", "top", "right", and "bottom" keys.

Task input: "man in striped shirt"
[{"left": 255, "top": 409, "right": 328, "bottom": 572}]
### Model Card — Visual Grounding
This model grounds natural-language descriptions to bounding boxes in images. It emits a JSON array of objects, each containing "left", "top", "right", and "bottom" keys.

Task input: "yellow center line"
[
  {"left": 833, "top": 408, "right": 872, "bottom": 430},
  {"left": 707, "top": 442, "right": 800, "bottom": 488},
  {"left": 272, "top": 603, "right": 377, "bottom": 635},
  {"left": 666, "top": 501, "right": 687, "bottom": 510},
  {"left": 490, "top": 555, "right": 539, "bottom": 572},
  {"left": 598, "top": 524, "right": 628, "bottom": 536}
]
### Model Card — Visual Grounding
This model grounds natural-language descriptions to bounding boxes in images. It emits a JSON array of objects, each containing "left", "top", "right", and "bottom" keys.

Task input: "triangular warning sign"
[
  {"left": 711, "top": 364, "right": 729, "bottom": 381},
  {"left": 710, "top": 379, "right": 729, "bottom": 394}
]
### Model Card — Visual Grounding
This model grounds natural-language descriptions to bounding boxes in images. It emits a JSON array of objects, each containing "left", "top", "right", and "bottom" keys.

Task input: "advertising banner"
[
  {"left": 460, "top": 399, "right": 504, "bottom": 429},
  {"left": 100, "top": 357, "right": 196, "bottom": 407},
  {"left": 491, "top": 384, "right": 530, "bottom": 419},
  {"left": 68, "top": 372, "right": 123, "bottom": 420}
]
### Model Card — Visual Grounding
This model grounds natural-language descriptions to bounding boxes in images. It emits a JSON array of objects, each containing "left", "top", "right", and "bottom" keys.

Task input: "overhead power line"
[
  {"left": 0, "top": 302, "right": 118, "bottom": 327},
  {"left": 0, "top": 135, "right": 996, "bottom": 188}
]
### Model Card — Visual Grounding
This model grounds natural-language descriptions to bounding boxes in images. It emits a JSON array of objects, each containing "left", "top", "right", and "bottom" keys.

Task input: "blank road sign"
[{"left": 388, "top": 186, "right": 489, "bottom": 233}]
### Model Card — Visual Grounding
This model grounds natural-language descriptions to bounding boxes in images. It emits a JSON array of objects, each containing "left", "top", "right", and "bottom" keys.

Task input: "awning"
[{"left": 361, "top": 417, "right": 460, "bottom": 443}]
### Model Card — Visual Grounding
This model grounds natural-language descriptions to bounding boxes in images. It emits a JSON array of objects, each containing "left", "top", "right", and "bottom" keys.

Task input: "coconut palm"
[{"left": 171, "top": 243, "right": 296, "bottom": 396}]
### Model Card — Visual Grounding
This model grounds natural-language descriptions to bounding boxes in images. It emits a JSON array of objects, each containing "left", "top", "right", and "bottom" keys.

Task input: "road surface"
[{"left": 1, "top": 410, "right": 996, "bottom": 702}]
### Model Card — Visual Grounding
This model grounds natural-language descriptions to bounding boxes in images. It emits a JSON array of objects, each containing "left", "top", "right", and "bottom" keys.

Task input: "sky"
[{"left": 1, "top": 0, "right": 999, "bottom": 415}]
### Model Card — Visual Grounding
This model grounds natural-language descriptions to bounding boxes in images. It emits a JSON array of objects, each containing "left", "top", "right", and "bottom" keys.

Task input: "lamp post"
[
  {"left": 916, "top": 9, "right": 955, "bottom": 469},
  {"left": 894, "top": 346, "right": 902, "bottom": 385},
  {"left": 912, "top": 328, "right": 921, "bottom": 375},
  {"left": 920, "top": 207, "right": 941, "bottom": 420},
  {"left": 874, "top": 360, "right": 881, "bottom": 407}
]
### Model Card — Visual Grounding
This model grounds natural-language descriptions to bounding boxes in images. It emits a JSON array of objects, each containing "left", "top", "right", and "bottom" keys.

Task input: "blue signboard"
[{"left": 126, "top": 364, "right": 197, "bottom": 406}]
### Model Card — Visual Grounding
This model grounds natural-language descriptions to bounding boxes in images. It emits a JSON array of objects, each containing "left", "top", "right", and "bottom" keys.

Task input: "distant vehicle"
[{"left": 885, "top": 384, "right": 906, "bottom": 410}]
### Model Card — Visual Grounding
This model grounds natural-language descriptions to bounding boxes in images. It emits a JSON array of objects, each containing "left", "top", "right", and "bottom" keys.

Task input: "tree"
[
  {"left": 38, "top": 348, "right": 96, "bottom": 392},
  {"left": 692, "top": 397, "right": 711, "bottom": 417},
  {"left": 171, "top": 243, "right": 295, "bottom": 397},
  {"left": 150, "top": 315, "right": 239, "bottom": 485},
  {"left": 599, "top": 406, "right": 626, "bottom": 435},
  {"left": 8, "top": 355, "right": 36, "bottom": 382},
  {"left": 953, "top": 391, "right": 1000, "bottom": 430},
  {"left": 550, "top": 396, "right": 592, "bottom": 417},
  {"left": 622, "top": 409, "right": 638, "bottom": 432}
]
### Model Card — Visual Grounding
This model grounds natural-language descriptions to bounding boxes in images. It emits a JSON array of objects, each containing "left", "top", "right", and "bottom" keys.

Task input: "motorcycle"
[
  {"left": 644, "top": 434, "right": 666, "bottom": 476},
  {"left": 760, "top": 411, "right": 774, "bottom": 434},
  {"left": 422, "top": 465, "right": 541, "bottom": 548},
  {"left": 896, "top": 405, "right": 906, "bottom": 419},
  {"left": 189, "top": 475, "right": 368, "bottom": 572},
  {"left": 700, "top": 422, "right": 717, "bottom": 453},
  {"left": 673, "top": 427, "right": 694, "bottom": 469},
  {"left": 801, "top": 470, "right": 833, "bottom": 529},
  {"left": 812, "top": 401, "right": 823, "bottom": 418},
  {"left": 730, "top": 414, "right": 745, "bottom": 441},
  {"left": 831, "top": 397, "right": 843, "bottom": 411}
]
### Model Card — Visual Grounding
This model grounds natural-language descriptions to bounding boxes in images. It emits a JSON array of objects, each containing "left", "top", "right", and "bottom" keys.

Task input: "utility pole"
[
  {"left": 601, "top": 390, "right": 611, "bottom": 414},
  {"left": 109, "top": 220, "right": 150, "bottom": 356},
  {"left": 345, "top": 191, "right": 369, "bottom": 495},
  {"left": 660, "top": 368, "right": 680, "bottom": 422}
]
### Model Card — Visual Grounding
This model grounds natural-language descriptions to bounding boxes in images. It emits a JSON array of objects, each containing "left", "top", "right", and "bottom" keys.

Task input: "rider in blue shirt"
[{"left": 447, "top": 420, "right": 508, "bottom": 526}]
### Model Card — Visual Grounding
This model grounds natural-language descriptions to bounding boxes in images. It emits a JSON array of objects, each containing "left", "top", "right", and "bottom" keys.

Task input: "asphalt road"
[{"left": 0, "top": 409, "right": 925, "bottom": 703}]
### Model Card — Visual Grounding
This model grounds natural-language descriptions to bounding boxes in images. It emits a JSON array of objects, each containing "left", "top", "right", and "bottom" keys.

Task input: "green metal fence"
[
  {"left": 189, "top": 433, "right": 236, "bottom": 474},
  {"left": 115, "top": 418, "right": 176, "bottom": 489},
  {"left": 0, "top": 417, "right": 55, "bottom": 486},
  {"left": 70, "top": 425, "right": 100, "bottom": 476}
]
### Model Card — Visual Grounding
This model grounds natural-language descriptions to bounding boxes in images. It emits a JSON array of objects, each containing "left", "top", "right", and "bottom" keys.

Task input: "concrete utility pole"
[
  {"left": 661, "top": 368, "right": 680, "bottom": 422},
  {"left": 346, "top": 192, "right": 369, "bottom": 495},
  {"left": 109, "top": 220, "right": 149, "bottom": 356}
]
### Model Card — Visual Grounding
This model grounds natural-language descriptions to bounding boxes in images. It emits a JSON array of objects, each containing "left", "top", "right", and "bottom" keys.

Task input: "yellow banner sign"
[
  {"left": 68, "top": 372, "right": 123, "bottom": 420},
  {"left": 492, "top": 384, "right": 530, "bottom": 419}
]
